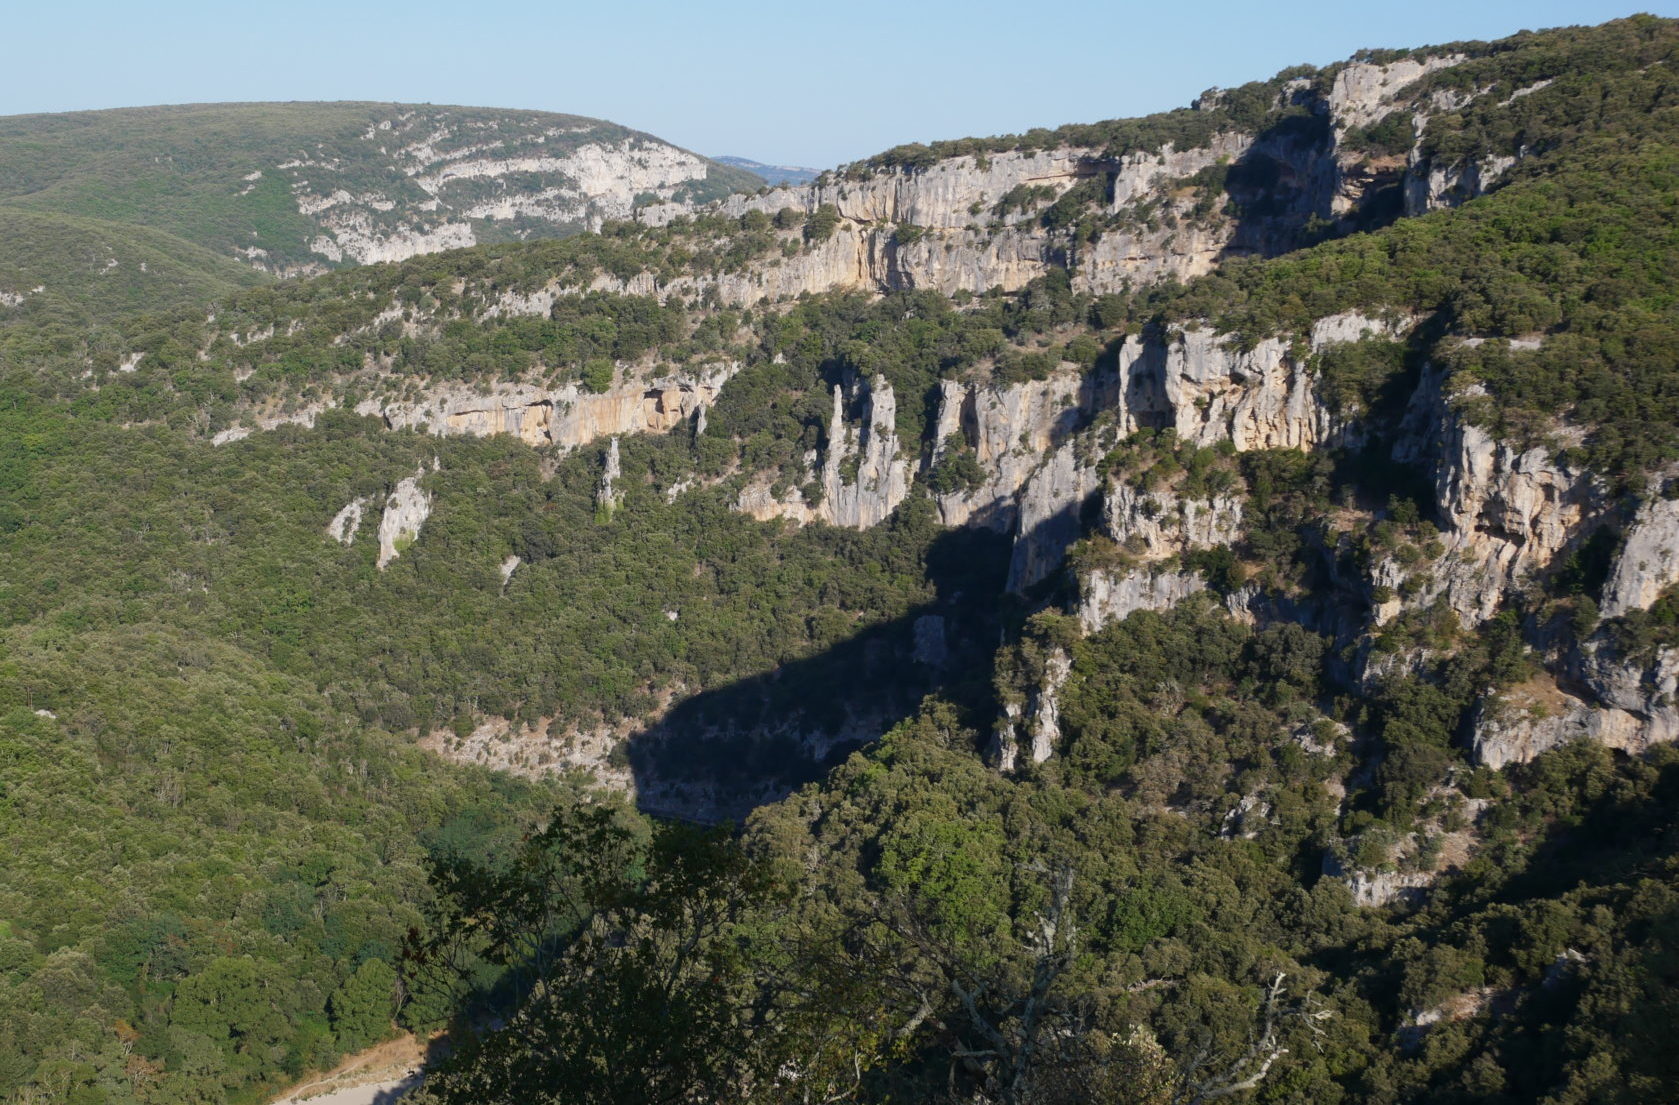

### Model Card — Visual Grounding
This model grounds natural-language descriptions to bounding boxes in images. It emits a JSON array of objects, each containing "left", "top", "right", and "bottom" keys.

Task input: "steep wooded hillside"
[{"left": 2, "top": 14, "right": 1678, "bottom": 1105}]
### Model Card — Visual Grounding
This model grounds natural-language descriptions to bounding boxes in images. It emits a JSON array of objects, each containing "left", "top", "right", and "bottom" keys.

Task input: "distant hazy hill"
[
  {"left": 714, "top": 155, "right": 820, "bottom": 186},
  {"left": 0, "top": 102, "right": 762, "bottom": 320}
]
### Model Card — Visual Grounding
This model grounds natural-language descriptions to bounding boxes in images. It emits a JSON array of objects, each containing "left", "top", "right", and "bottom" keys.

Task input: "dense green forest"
[
  {"left": 404, "top": 606, "right": 1679, "bottom": 1104},
  {"left": 1, "top": 14, "right": 1677, "bottom": 1105}
]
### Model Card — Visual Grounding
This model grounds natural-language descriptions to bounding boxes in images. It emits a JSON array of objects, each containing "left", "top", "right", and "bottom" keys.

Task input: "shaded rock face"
[
  {"left": 928, "top": 364, "right": 1124, "bottom": 531},
  {"left": 913, "top": 615, "right": 949, "bottom": 668},
  {"left": 1007, "top": 443, "right": 1106, "bottom": 594},
  {"left": 622, "top": 55, "right": 1472, "bottom": 308},
  {"left": 376, "top": 472, "right": 432, "bottom": 569}
]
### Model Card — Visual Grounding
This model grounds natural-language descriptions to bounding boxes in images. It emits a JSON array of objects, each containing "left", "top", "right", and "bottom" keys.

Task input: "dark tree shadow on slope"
[{"left": 627, "top": 523, "right": 1012, "bottom": 821}]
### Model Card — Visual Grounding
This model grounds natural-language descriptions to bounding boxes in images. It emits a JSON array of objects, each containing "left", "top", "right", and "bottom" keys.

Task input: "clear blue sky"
[{"left": 6, "top": 2, "right": 1674, "bottom": 167}]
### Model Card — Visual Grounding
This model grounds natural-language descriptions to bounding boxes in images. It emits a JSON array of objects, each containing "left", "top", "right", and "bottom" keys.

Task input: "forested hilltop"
[{"left": 2, "top": 14, "right": 1677, "bottom": 1105}]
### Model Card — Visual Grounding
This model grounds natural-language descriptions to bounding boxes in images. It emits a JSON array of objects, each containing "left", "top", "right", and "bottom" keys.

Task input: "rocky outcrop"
[
  {"left": 354, "top": 364, "right": 733, "bottom": 451},
  {"left": 376, "top": 472, "right": 432, "bottom": 569},
  {"left": 1396, "top": 372, "right": 1594, "bottom": 627},
  {"left": 1003, "top": 313, "right": 1393, "bottom": 596},
  {"left": 1154, "top": 328, "right": 1346, "bottom": 451},
  {"left": 1470, "top": 673, "right": 1594, "bottom": 769},
  {"left": 1067, "top": 473, "right": 1242, "bottom": 628},
  {"left": 1006, "top": 444, "right": 1104, "bottom": 593},
  {"left": 596, "top": 438, "right": 622, "bottom": 516},
  {"left": 1315, "top": 52, "right": 1527, "bottom": 219},
  {"left": 1073, "top": 485, "right": 1244, "bottom": 630},
  {"left": 326, "top": 499, "right": 367, "bottom": 545},
  {"left": 1471, "top": 644, "right": 1679, "bottom": 769},
  {"left": 995, "top": 647, "right": 1072, "bottom": 771},
  {"left": 1601, "top": 488, "right": 1679, "bottom": 618},
  {"left": 1403, "top": 154, "right": 1519, "bottom": 216},
  {"left": 264, "top": 108, "right": 729, "bottom": 272},
  {"left": 1576, "top": 642, "right": 1679, "bottom": 752},
  {"left": 1101, "top": 484, "right": 1245, "bottom": 558},
  {"left": 820, "top": 373, "right": 910, "bottom": 529},
  {"left": 638, "top": 174, "right": 1216, "bottom": 306},
  {"left": 736, "top": 375, "right": 910, "bottom": 530},
  {"left": 1077, "top": 569, "right": 1207, "bottom": 633},
  {"left": 1343, "top": 867, "right": 1436, "bottom": 909},
  {"left": 1327, "top": 55, "right": 1467, "bottom": 132},
  {"left": 928, "top": 366, "right": 1107, "bottom": 529}
]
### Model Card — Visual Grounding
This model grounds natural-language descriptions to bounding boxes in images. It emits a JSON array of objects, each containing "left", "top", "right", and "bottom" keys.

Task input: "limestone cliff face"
[
  {"left": 267, "top": 109, "right": 730, "bottom": 274},
  {"left": 1576, "top": 641, "right": 1679, "bottom": 751},
  {"left": 349, "top": 364, "right": 734, "bottom": 451},
  {"left": 1004, "top": 312, "right": 1389, "bottom": 598},
  {"left": 977, "top": 299, "right": 1679, "bottom": 773},
  {"left": 1601, "top": 489, "right": 1679, "bottom": 619},
  {"left": 1074, "top": 486, "right": 1244, "bottom": 630},
  {"left": 705, "top": 147, "right": 1116, "bottom": 230},
  {"left": 695, "top": 135, "right": 1260, "bottom": 299},
  {"left": 1406, "top": 427, "right": 1679, "bottom": 768},
  {"left": 216, "top": 362, "right": 731, "bottom": 461},
  {"left": 819, "top": 378, "right": 912, "bottom": 529},
  {"left": 1474, "top": 528, "right": 1678, "bottom": 765},
  {"left": 994, "top": 648, "right": 1072, "bottom": 772},
  {"left": 1102, "top": 483, "right": 1246, "bottom": 556},
  {"left": 737, "top": 374, "right": 911, "bottom": 529},
  {"left": 1077, "top": 570, "right": 1209, "bottom": 635},
  {"left": 620, "top": 55, "right": 1487, "bottom": 308},
  {"left": 1326, "top": 56, "right": 1467, "bottom": 132},
  {"left": 376, "top": 472, "right": 432, "bottom": 569},
  {"left": 1318, "top": 52, "right": 1526, "bottom": 220},
  {"left": 927, "top": 366, "right": 1106, "bottom": 529},
  {"left": 1392, "top": 368, "right": 1595, "bottom": 628},
  {"left": 1154, "top": 328, "right": 1343, "bottom": 451},
  {"left": 1471, "top": 644, "right": 1679, "bottom": 769}
]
